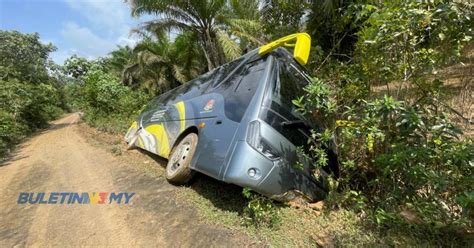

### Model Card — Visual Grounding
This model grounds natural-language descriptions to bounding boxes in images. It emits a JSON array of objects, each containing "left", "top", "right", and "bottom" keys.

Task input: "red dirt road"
[{"left": 0, "top": 113, "right": 249, "bottom": 247}]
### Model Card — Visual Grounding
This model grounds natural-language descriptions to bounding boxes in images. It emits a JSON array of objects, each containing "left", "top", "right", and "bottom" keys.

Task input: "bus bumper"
[{"left": 223, "top": 141, "right": 328, "bottom": 202}]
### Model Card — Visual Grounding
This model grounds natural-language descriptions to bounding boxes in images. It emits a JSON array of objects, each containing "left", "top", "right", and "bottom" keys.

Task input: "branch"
[{"left": 315, "top": 32, "right": 348, "bottom": 73}]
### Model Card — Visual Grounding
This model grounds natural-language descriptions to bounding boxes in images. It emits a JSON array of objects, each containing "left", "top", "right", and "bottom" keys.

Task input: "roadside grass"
[
  {"left": 83, "top": 114, "right": 132, "bottom": 134},
  {"left": 77, "top": 121, "right": 165, "bottom": 178},
  {"left": 175, "top": 176, "right": 451, "bottom": 247}
]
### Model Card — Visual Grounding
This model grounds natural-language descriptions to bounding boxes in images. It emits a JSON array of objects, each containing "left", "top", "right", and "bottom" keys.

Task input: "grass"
[
  {"left": 83, "top": 114, "right": 132, "bottom": 134},
  {"left": 175, "top": 176, "right": 452, "bottom": 247}
]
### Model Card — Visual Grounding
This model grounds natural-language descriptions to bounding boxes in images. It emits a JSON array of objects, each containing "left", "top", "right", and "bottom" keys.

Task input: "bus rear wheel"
[{"left": 165, "top": 133, "right": 197, "bottom": 184}]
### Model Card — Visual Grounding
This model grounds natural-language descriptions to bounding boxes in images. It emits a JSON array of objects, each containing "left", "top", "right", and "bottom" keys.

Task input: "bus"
[{"left": 125, "top": 33, "right": 338, "bottom": 202}]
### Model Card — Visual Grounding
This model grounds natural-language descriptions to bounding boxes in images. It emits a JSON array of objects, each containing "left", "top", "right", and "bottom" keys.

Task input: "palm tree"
[
  {"left": 122, "top": 31, "right": 205, "bottom": 94},
  {"left": 218, "top": 0, "right": 265, "bottom": 59},
  {"left": 107, "top": 45, "right": 134, "bottom": 75},
  {"left": 128, "top": 0, "right": 263, "bottom": 70}
]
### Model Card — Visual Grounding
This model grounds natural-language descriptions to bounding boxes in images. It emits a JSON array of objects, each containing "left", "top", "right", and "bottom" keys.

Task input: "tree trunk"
[
  {"left": 201, "top": 46, "right": 214, "bottom": 71},
  {"left": 200, "top": 28, "right": 226, "bottom": 70}
]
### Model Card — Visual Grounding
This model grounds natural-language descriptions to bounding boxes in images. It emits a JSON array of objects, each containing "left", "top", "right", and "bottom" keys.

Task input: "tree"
[
  {"left": 128, "top": 0, "right": 262, "bottom": 70},
  {"left": 305, "top": 0, "right": 364, "bottom": 66},
  {"left": 62, "top": 55, "right": 94, "bottom": 79},
  {"left": 0, "top": 30, "right": 56, "bottom": 84},
  {"left": 0, "top": 30, "right": 66, "bottom": 157},
  {"left": 261, "top": 0, "right": 309, "bottom": 39},
  {"left": 121, "top": 31, "right": 205, "bottom": 94},
  {"left": 356, "top": 0, "right": 473, "bottom": 98},
  {"left": 219, "top": 0, "right": 265, "bottom": 58},
  {"left": 107, "top": 45, "right": 135, "bottom": 76}
]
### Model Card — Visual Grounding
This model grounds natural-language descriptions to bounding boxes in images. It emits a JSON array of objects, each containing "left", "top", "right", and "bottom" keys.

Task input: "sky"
[{"left": 0, "top": 0, "right": 152, "bottom": 64}]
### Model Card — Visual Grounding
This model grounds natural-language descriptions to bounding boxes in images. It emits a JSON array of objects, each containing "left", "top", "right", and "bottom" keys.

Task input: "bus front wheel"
[{"left": 165, "top": 133, "right": 197, "bottom": 184}]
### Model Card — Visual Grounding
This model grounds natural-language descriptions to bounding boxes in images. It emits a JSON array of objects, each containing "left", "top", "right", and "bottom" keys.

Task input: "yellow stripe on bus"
[
  {"left": 175, "top": 101, "right": 186, "bottom": 132},
  {"left": 126, "top": 121, "right": 138, "bottom": 135},
  {"left": 144, "top": 124, "right": 170, "bottom": 158},
  {"left": 137, "top": 136, "right": 144, "bottom": 148}
]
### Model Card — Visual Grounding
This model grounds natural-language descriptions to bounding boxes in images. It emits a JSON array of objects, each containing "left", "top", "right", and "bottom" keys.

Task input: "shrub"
[
  {"left": 0, "top": 30, "right": 67, "bottom": 159},
  {"left": 294, "top": 1, "right": 473, "bottom": 235},
  {"left": 337, "top": 96, "right": 471, "bottom": 226},
  {"left": 78, "top": 65, "right": 149, "bottom": 133},
  {"left": 298, "top": 78, "right": 472, "bottom": 234},
  {"left": 0, "top": 111, "right": 28, "bottom": 158},
  {"left": 242, "top": 188, "right": 281, "bottom": 228}
]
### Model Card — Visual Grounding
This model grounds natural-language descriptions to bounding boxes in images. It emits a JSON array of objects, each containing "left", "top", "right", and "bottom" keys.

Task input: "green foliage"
[
  {"left": 60, "top": 54, "right": 149, "bottom": 132},
  {"left": 306, "top": 0, "right": 361, "bottom": 60},
  {"left": 338, "top": 96, "right": 471, "bottom": 225},
  {"left": 0, "top": 30, "right": 66, "bottom": 158},
  {"left": 128, "top": 0, "right": 262, "bottom": 70},
  {"left": 295, "top": 1, "right": 473, "bottom": 240},
  {"left": 299, "top": 84, "right": 473, "bottom": 240},
  {"left": 120, "top": 31, "right": 205, "bottom": 94},
  {"left": 63, "top": 55, "right": 95, "bottom": 79},
  {"left": 76, "top": 64, "right": 149, "bottom": 133},
  {"left": 0, "top": 30, "right": 56, "bottom": 83},
  {"left": 21, "top": 83, "right": 64, "bottom": 129},
  {"left": 242, "top": 188, "right": 281, "bottom": 228},
  {"left": 106, "top": 45, "right": 135, "bottom": 76},
  {"left": 0, "top": 111, "right": 28, "bottom": 157},
  {"left": 356, "top": 1, "right": 472, "bottom": 98},
  {"left": 293, "top": 77, "right": 337, "bottom": 128},
  {"left": 261, "top": 0, "right": 309, "bottom": 39}
]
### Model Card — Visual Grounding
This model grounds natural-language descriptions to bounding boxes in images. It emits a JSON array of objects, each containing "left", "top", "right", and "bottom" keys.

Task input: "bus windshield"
[{"left": 259, "top": 55, "right": 312, "bottom": 148}]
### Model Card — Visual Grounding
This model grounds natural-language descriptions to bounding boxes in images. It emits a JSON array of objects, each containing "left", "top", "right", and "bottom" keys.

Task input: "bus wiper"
[{"left": 281, "top": 120, "right": 310, "bottom": 129}]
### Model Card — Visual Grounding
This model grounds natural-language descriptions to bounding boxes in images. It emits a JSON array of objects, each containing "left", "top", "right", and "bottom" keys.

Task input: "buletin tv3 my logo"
[{"left": 17, "top": 192, "right": 135, "bottom": 204}]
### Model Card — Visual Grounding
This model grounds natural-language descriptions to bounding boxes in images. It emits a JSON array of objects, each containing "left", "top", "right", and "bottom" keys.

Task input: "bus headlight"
[{"left": 246, "top": 121, "right": 280, "bottom": 160}]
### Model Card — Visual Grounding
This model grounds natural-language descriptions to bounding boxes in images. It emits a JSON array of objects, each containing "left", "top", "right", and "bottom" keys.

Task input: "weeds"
[
  {"left": 241, "top": 188, "right": 281, "bottom": 228},
  {"left": 111, "top": 145, "right": 122, "bottom": 156}
]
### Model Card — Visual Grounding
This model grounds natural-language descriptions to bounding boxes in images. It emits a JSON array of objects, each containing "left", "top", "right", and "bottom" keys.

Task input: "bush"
[
  {"left": 0, "top": 30, "right": 67, "bottom": 159},
  {"left": 298, "top": 78, "right": 472, "bottom": 238},
  {"left": 0, "top": 111, "right": 28, "bottom": 157},
  {"left": 0, "top": 80, "right": 64, "bottom": 159},
  {"left": 337, "top": 96, "right": 471, "bottom": 226},
  {"left": 242, "top": 188, "right": 281, "bottom": 228},
  {"left": 295, "top": 1, "right": 473, "bottom": 238},
  {"left": 77, "top": 65, "right": 149, "bottom": 133}
]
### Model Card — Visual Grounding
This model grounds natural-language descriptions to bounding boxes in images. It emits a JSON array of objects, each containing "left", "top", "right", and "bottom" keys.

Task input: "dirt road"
[{"left": 0, "top": 113, "right": 249, "bottom": 247}]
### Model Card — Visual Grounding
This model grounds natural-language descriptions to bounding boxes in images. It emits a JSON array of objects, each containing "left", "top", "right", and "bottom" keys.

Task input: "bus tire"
[{"left": 165, "top": 133, "right": 197, "bottom": 184}]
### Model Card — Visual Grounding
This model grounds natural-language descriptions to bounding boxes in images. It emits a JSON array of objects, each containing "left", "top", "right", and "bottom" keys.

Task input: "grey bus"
[{"left": 125, "top": 33, "right": 337, "bottom": 202}]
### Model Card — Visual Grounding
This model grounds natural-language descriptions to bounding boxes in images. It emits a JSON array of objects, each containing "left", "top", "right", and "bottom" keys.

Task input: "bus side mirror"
[
  {"left": 293, "top": 33, "right": 310, "bottom": 65},
  {"left": 258, "top": 33, "right": 311, "bottom": 65}
]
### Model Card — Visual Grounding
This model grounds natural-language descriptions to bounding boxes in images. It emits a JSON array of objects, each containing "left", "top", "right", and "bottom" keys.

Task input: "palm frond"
[
  {"left": 229, "top": 0, "right": 259, "bottom": 20},
  {"left": 216, "top": 29, "right": 241, "bottom": 61},
  {"left": 138, "top": 18, "right": 191, "bottom": 35},
  {"left": 226, "top": 19, "right": 265, "bottom": 45},
  {"left": 172, "top": 64, "right": 187, "bottom": 83}
]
